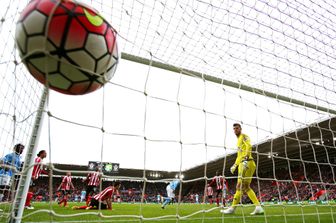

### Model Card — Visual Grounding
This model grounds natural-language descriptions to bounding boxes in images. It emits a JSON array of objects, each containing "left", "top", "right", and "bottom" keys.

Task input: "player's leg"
[
  {"left": 215, "top": 190, "right": 219, "bottom": 206},
  {"left": 100, "top": 203, "right": 108, "bottom": 210},
  {"left": 85, "top": 186, "right": 93, "bottom": 206},
  {"left": 216, "top": 190, "right": 223, "bottom": 207},
  {"left": 221, "top": 164, "right": 243, "bottom": 214},
  {"left": 86, "top": 198, "right": 99, "bottom": 210},
  {"left": 72, "top": 205, "right": 88, "bottom": 210},
  {"left": 161, "top": 187, "right": 172, "bottom": 209},
  {"left": 63, "top": 191, "right": 69, "bottom": 207},
  {"left": 233, "top": 163, "right": 244, "bottom": 206},
  {"left": 58, "top": 190, "right": 65, "bottom": 206},
  {"left": 244, "top": 161, "right": 263, "bottom": 215},
  {"left": 0, "top": 175, "right": 11, "bottom": 202},
  {"left": 161, "top": 197, "right": 171, "bottom": 208},
  {"left": 222, "top": 188, "right": 226, "bottom": 206},
  {"left": 208, "top": 195, "right": 213, "bottom": 204},
  {"left": 25, "top": 181, "right": 35, "bottom": 209}
]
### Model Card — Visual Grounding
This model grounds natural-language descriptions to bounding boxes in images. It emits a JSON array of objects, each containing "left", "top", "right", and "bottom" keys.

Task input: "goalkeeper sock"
[
  {"left": 246, "top": 188, "right": 260, "bottom": 205},
  {"left": 232, "top": 190, "right": 242, "bottom": 206}
]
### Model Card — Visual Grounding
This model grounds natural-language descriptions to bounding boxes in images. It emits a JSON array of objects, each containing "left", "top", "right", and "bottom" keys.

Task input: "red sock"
[
  {"left": 25, "top": 192, "right": 33, "bottom": 207},
  {"left": 216, "top": 198, "right": 219, "bottom": 206},
  {"left": 64, "top": 198, "right": 67, "bottom": 207},
  {"left": 78, "top": 205, "right": 88, "bottom": 209},
  {"left": 209, "top": 198, "right": 212, "bottom": 204},
  {"left": 59, "top": 198, "right": 64, "bottom": 205}
]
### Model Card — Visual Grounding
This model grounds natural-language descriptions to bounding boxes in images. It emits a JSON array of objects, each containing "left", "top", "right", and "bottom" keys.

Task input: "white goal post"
[{"left": 0, "top": 0, "right": 335, "bottom": 222}]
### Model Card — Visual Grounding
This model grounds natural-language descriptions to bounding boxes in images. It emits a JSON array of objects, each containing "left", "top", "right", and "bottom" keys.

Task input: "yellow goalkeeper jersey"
[{"left": 234, "top": 133, "right": 253, "bottom": 166}]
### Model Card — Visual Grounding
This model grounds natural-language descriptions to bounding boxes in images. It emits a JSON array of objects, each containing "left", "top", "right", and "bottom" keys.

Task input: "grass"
[{"left": 0, "top": 202, "right": 335, "bottom": 223}]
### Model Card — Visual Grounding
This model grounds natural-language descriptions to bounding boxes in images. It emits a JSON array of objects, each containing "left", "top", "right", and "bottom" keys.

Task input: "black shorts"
[
  {"left": 61, "top": 190, "right": 71, "bottom": 195},
  {"left": 216, "top": 189, "right": 222, "bottom": 197},
  {"left": 208, "top": 195, "right": 213, "bottom": 199},
  {"left": 86, "top": 186, "right": 97, "bottom": 196},
  {"left": 89, "top": 198, "right": 107, "bottom": 209},
  {"left": 30, "top": 179, "right": 36, "bottom": 187}
]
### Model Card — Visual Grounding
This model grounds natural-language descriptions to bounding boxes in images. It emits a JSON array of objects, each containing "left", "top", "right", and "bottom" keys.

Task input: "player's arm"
[
  {"left": 57, "top": 178, "right": 65, "bottom": 191},
  {"left": 83, "top": 173, "right": 90, "bottom": 183},
  {"left": 0, "top": 154, "right": 9, "bottom": 167},
  {"left": 40, "top": 163, "right": 49, "bottom": 175},
  {"left": 70, "top": 181, "right": 75, "bottom": 190},
  {"left": 231, "top": 139, "right": 243, "bottom": 174},
  {"left": 241, "top": 134, "right": 252, "bottom": 160},
  {"left": 208, "top": 177, "right": 216, "bottom": 186},
  {"left": 239, "top": 135, "right": 252, "bottom": 171},
  {"left": 234, "top": 136, "right": 244, "bottom": 166},
  {"left": 0, "top": 154, "right": 15, "bottom": 171}
]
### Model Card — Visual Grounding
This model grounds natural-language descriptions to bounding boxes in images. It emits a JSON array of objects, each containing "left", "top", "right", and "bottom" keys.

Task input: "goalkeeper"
[{"left": 221, "top": 123, "right": 264, "bottom": 215}]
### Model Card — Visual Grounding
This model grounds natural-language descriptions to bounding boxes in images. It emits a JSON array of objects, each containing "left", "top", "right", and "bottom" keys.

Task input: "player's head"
[
  {"left": 113, "top": 181, "right": 121, "bottom": 189},
  {"left": 37, "top": 150, "right": 47, "bottom": 159},
  {"left": 66, "top": 172, "right": 71, "bottom": 176},
  {"left": 96, "top": 165, "right": 101, "bottom": 171},
  {"left": 14, "top": 143, "right": 24, "bottom": 154},
  {"left": 233, "top": 123, "right": 242, "bottom": 136},
  {"left": 215, "top": 170, "right": 220, "bottom": 176}
]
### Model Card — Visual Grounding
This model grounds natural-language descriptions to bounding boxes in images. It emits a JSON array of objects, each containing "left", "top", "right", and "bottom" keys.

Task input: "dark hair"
[
  {"left": 114, "top": 181, "right": 121, "bottom": 187},
  {"left": 233, "top": 123, "right": 241, "bottom": 128},
  {"left": 37, "top": 150, "right": 46, "bottom": 157},
  {"left": 14, "top": 144, "right": 24, "bottom": 153}
]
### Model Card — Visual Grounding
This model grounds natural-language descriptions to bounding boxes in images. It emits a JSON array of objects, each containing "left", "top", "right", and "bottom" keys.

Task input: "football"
[{"left": 15, "top": 0, "right": 119, "bottom": 95}]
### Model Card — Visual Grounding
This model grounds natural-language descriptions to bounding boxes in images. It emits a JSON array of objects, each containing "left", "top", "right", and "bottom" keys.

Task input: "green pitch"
[{"left": 1, "top": 202, "right": 336, "bottom": 223}]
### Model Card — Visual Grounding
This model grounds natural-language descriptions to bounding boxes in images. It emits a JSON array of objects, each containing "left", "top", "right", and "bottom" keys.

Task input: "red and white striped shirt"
[
  {"left": 207, "top": 186, "right": 214, "bottom": 196},
  {"left": 210, "top": 176, "right": 225, "bottom": 190},
  {"left": 32, "top": 157, "right": 47, "bottom": 180},
  {"left": 86, "top": 172, "right": 100, "bottom": 186},
  {"left": 60, "top": 176, "right": 73, "bottom": 190},
  {"left": 93, "top": 186, "right": 117, "bottom": 201}
]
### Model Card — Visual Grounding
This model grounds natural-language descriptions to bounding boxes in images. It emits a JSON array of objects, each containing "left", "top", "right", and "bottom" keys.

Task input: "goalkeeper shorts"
[{"left": 237, "top": 160, "right": 256, "bottom": 184}]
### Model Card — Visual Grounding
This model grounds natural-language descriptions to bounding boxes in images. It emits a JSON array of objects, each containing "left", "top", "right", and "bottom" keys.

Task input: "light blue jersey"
[
  {"left": 195, "top": 194, "right": 199, "bottom": 203},
  {"left": 169, "top": 180, "right": 180, "bottom": 190},
  {"left": 0, "top": 152, "right": 21, "bottom": 177},
  {"left": 161, "top": 180, "right": 180, "bottom": 209},
  {"left": 81, "top": 190, "right": 86, "bottom": 197}
]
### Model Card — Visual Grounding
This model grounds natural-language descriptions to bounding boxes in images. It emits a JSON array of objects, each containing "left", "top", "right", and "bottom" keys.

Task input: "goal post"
[
  {"left": 10, "top": 88, "right": 48, "bottom": 223},
  {"left": 121, "top": 52, "right": 336, "bottom": 115},
  {"left": 1, "top": 0, "right": 336, "bottom": 222}
]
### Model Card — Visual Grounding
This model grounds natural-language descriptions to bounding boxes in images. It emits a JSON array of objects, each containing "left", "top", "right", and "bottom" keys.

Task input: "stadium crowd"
[{"left": 25, "top": 163, "right": 335, "bottom": 204}]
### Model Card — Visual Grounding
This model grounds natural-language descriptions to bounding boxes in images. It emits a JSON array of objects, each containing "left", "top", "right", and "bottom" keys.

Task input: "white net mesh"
[
  {"left": 0, "top": 0, "right": 43, "bottom": 221},
  {"left": 0, "top": 0, "right": 335, "bottom": 222}
]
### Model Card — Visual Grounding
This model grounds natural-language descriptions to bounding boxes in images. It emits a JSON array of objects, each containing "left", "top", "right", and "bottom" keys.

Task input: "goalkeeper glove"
[
  {"left": 230, "top": 164, "right": 237, "bottom": 174},
  {"left": 242, "top": 160, "right": 249, "bottom": 171}
]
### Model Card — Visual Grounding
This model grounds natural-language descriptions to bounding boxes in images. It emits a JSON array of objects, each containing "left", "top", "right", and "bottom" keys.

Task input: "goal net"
[{"left": 1, "top": 0, "right": 336, "bottom": 222}]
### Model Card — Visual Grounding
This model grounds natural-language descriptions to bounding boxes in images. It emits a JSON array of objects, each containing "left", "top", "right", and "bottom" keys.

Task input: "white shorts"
[
  {"left": 166, "top": 185, "right": 175, "bottom": 198},
  {"left": 0, "top": 175, "right": 12, "bottom": 187}
]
